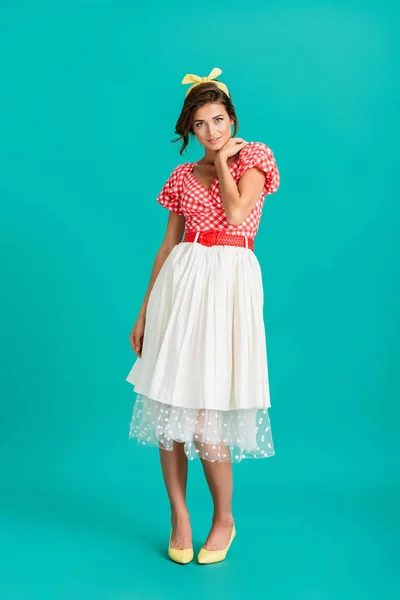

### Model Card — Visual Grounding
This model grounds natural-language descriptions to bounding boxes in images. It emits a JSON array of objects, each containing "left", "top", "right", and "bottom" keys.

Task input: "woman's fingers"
[
  {"left": 129, "top": 330, "right": 139, "bottom": 354},
  {"left": 134, "top": 333, "right": 140, "bottom": 353}
]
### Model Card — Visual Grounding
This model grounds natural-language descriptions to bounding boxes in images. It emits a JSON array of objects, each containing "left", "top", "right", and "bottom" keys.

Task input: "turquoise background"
[{"left": 1, "top": 1, "right": 398, "bottom": 598}]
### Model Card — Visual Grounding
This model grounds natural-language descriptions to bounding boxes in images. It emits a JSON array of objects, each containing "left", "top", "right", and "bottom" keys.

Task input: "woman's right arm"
[{"left": 129, "top": 212, "right": 186, "bottom": 356}]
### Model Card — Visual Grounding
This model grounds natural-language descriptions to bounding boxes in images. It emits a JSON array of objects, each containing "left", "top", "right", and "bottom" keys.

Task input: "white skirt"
[{"left": 126, "top": 240, "right": 275, "bottom": 463}]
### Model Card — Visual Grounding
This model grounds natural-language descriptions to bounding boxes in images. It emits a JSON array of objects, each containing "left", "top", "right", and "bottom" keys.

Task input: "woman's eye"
[{"left": 195, "top": 118, "right": 223, "bottom": 128}]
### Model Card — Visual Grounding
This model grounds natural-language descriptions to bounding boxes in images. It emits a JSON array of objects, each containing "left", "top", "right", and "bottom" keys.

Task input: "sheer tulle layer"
[{"left": 128, "top": 392, "right": 275, "bottom": 463}]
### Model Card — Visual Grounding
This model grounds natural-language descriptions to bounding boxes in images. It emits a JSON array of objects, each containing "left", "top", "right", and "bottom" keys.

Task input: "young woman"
[{"left": 126, "top": 67, "right": 280, "bottom": 565}]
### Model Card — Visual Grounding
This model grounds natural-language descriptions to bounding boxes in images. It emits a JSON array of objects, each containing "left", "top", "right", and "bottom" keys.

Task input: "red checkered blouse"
[{"left": 156, "top": 141, "right": 280, "bottom": 239}]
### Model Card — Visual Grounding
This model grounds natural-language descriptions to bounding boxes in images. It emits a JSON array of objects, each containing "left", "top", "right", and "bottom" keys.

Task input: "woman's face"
[{"left": 191, "top": 103, "right": 234, "bottom": 151}]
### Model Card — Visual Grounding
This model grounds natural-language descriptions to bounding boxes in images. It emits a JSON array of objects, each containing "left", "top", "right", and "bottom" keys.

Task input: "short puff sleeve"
[
  {"left": 237, "top": 142, "right": 280, "bottom": 196},
  {"left": 156, "top": 164, "right": 185, "bottom": 215}
]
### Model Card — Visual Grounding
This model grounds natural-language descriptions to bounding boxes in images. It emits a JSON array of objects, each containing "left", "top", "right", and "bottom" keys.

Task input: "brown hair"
[{"left": 172, "top": 83, "right": 239, "bottom": 155}]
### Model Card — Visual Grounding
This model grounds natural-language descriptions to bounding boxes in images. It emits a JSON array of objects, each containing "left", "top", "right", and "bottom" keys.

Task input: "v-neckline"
[{"left": 189, "top": 154, "right": 241, "bottom": 193}]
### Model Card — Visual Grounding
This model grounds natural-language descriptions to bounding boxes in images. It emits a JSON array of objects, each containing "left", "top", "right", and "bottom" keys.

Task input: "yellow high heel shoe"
[
  {"left": 168, "top": 529, "right": 194, "bottom": 564},
  {"left": 197, "top": 522, "right": 236, "bottom": 564}
]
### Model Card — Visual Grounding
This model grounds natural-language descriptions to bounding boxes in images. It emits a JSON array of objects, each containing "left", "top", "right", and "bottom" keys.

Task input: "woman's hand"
[
  {"left": 129, "top": 314, "right": 146, "bottom": 358},
  {"left": 216, "top": 137, "right": 248, "bottom": 161}
]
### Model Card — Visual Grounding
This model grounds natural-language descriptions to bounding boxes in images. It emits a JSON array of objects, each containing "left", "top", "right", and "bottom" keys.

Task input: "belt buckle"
[{"left": 199, "top": 231, "right": 213, "bottom": 246}]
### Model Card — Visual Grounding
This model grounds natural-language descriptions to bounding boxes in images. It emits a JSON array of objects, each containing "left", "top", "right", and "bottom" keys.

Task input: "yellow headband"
[{"left": 181, "top": 67, "right": 230, "bottom": 98}]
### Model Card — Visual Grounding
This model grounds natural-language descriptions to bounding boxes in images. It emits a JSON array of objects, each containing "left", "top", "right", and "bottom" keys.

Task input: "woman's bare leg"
[
  {"left": 198, "top": 446, "right": 235, "bottom": 550},
  {"left": 159, "top": 441, "right": 192, "bottom": 549}
]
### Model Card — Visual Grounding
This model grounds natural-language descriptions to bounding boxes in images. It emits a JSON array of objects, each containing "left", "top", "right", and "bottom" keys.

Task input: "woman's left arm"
[{"left": 215, "top": 155, "right": 266, "bottom": 226}]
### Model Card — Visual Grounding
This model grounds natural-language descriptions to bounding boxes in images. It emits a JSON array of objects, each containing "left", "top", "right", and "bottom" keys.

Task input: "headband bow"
[{"left": 181, "top": 67, "right": 230, "bottom": 98}]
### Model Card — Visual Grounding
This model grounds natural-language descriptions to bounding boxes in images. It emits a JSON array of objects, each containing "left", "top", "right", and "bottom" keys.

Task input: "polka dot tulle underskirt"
[{"left": 128, "top": 393, "right": 275, "bottom": 463}]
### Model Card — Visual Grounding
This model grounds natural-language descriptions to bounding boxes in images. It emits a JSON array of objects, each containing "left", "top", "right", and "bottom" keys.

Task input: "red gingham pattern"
[{"left": 156, "top": 142, "right": 280, "bottom": 239}]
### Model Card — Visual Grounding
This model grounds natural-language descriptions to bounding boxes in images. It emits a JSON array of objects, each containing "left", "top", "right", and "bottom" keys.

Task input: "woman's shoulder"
[
  {"left": 163, "top": 161, "right": 193, "bottom": 188},
  {"left": 240, "top": 141, "right": 271, "bottom": 157},
  {"left": 169, "top": 161, "right": 193, "bottom": 176},
  {"left": 237, "top": 141, "right": 277, "bottom": 168}
]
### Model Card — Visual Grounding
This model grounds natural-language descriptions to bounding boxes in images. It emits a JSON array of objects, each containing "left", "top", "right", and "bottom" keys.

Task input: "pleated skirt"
[{"left": 126, "top": 240, "right": 275, "bottom": 463}]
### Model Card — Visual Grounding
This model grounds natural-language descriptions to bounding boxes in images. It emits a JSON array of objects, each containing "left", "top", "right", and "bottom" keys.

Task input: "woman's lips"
[{"left": 208, "top": 137, "right": 221, "bottom": 144}]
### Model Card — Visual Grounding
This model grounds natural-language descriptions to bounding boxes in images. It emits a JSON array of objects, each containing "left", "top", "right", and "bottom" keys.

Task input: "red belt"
[{"left": 183, "top": 230, "right": 254, "bottom": 252}]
